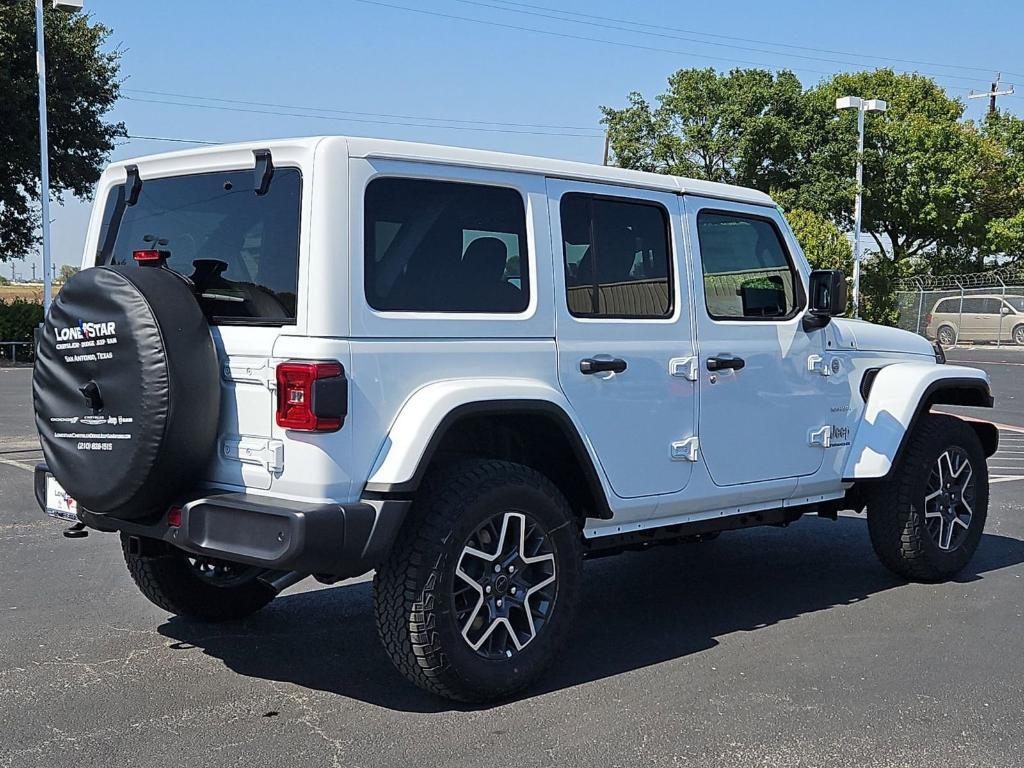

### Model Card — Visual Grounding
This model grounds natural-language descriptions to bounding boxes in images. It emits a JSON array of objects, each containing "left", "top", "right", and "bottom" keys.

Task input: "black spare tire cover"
[{"left": 33, "top": 266, "right": 220, "bottom": 520}]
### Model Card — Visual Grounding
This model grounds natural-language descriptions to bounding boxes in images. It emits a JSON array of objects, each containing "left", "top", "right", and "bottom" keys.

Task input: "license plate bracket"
[{"left": 45, "top": 476, "right": 79, "bottom": 523}]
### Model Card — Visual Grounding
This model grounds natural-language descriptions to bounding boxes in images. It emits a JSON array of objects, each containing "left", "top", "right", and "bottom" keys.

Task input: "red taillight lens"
[
  {"left": 275, "top": 361, "right": 345, "bottom": 432},
  {"left": 133, "top": 249, "right": 164, "bottom": 262},
  {"left": 167, "top": 506, "right": 182, "bottom": 528}
]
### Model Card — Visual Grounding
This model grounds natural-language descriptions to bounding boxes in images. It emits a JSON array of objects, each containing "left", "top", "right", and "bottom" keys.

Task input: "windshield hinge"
[{"left": 254, "top": 149, "right": 274, "bottom": 196}]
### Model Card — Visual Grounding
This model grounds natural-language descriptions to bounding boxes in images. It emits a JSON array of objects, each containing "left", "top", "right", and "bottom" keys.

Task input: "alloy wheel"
[
  {"left": 923, "top": 447, "right": 976, "bottom": 551},
  {"left": 452, "top": 510, "right": 557, "bottom": 659}
]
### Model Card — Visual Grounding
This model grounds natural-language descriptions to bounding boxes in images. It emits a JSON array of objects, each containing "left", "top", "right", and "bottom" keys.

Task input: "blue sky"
[{"left": 18, "top": 0, "right": 1024, "bottom": 279}]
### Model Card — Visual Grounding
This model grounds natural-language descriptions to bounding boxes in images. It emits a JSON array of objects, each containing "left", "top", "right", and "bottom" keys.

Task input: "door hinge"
[
  {"left": 807, "top": 354, "right": 842, "bottom": 377},
  {"left": 808, "top": 426, "right": 832, "bottom": 448},
  {"left": 222, "top": 357, "right": 277, "bottom": 390},
  {"left": 669, "top": 356, "right": 699, "bottom": 381},
  {"left": 670, "top": 437, "right": 700, "bottom": 462},
  {"left": 222, "top": 437, "right": 284, "bottom": 473}
]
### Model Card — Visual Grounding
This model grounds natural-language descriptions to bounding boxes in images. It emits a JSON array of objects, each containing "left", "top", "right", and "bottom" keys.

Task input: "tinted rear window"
[
  {"left": 97, "top": 168, "right": 301, "bottom": 324},
  {"left": 364, "top": 178, "right": 529, "bottom": 313}
]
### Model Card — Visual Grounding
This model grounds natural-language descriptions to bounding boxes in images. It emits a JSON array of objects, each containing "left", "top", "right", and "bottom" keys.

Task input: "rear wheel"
[
  {"left": 867, "top": 414, "right": 988, "bottom": 581},
  {"left": 936, "top": 325, "right": 957, "bottom": 346},
  {"left": 121, "top": 535, "right": 275, "bottom": 621},
  {"left": 373, "top": 460, "right": 582, "bottom": 702}
]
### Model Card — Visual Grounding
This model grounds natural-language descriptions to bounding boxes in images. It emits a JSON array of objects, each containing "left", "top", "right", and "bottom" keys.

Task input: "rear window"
[
  {"left": 96, "top": 168, "right": 302, "bottom": 325},
  {"left": 364, "top": 178, "right": 529, "bottom": 313}
]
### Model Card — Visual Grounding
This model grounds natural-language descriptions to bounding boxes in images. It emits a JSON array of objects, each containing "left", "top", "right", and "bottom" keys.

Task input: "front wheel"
[
  {"left": 121, "top": 536, "right": 276, "bottom": 621},
  {"left": 867, "top": 414, "right": 988, "bottom": 581},
  {"left": 373, "top": 460, "right": 582, "bottom": 702},
  {"left": 1013, "top": 324, "right": 1024, "bottom": 346}
]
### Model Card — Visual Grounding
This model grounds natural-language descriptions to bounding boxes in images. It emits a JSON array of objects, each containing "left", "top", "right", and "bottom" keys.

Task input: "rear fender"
[
  {"left": 363, "top": 378, "right": 612, "bottom": 504},
  {"left": 842, "top": 363, "right": 993, "bottom": 481}
]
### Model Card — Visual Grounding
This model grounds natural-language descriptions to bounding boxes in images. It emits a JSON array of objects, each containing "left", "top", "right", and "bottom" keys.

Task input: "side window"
[
  {"left": 960, "top": 298, "right": 984, "bottom": 313},
  {"left": 982, "top": 298, "right": 1004, "bottom": 314},
  {"left": 560, "top": 194, "right": 672, "bottom": 318},
  {"left": 364, "top": 178, "right": 529, "bottom": 313},
  {"left": 696, "top": 211, "right": 801, "bottom": 320}
]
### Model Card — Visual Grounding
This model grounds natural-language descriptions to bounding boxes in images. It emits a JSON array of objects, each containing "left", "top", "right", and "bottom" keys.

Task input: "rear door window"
[
  {"left": 97, "top": 168, "right": 302, "bottom": 325},
  {"left": 364, "top": 178, "right": 529, "bottom": 313}
]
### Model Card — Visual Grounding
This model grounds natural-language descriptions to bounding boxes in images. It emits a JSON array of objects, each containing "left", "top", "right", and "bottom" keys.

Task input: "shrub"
[{"left": 0, "top": 298, "right": 43, "bottom": 361}]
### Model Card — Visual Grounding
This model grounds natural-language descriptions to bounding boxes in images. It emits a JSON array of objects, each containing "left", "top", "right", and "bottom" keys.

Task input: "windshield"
[{"left": 96, "top": 167, "right": 302, "bottom": 324}]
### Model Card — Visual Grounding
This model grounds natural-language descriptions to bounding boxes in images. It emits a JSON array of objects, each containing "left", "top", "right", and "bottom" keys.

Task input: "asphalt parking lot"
[{"left": 2, "top": 350, "right": 1023, "bottom": 768}]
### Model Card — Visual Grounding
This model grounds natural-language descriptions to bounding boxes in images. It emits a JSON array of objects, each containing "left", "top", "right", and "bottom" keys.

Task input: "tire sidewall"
[
  {"left": 937, "top": 325, "right": 956, "bottom": 346},
  {"left": 427, "top": 474, "right": 581, "bottom": 699}
]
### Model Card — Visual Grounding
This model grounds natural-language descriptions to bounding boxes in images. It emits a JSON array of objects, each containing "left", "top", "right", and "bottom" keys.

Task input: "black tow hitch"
[{"left": 63, "top": 521, "right": 89, "bottom": 539}]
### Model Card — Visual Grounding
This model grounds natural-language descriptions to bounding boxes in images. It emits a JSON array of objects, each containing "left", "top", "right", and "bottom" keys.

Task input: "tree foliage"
[
  {"left": 0, "top": 5, "right": 123, "bottom": 262},
  {"left": 785, "top": 208, "right": 852, "bottom": 272},
  {"left": 602, "top": 67, "right": 1024, "bottom": 318}
]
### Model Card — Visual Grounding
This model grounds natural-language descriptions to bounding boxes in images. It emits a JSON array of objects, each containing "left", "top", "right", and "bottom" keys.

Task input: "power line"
[
  {"left": 123, "top": 88, "right": 597, "bottom": 131},
  {"left": 474, "top": 0, "right": 1024, "bottom": 81},
  {"left": 353, "top": 0, "right": 985, "bottom": 94},
  {"left": 126, "top": 134, "right": 221, "bottom": 145},
  {"left": 121, "top": 95, "right": 604, "bottom": 138},
  {"left": 967, "top": 74, "right": 1015, "bottom": 114}
]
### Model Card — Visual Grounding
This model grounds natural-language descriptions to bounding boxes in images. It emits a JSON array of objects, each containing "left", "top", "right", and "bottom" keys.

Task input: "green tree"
[
  {"left": 797, "top": 70, "right": 995, "bottom": 265},
  {"left": 981, "top": 111, "right": 1024, "bottom": 264},
  {"left": 601, "top": 68, "right": 806, "bottom": 190},
  {"left": 58, "top": 263, "right": 79, "bottom": 282},
  {"left": 784, "top": 208, "right": 852, "bottom": 272},
  {"left": 0, "top": 5, "right": 123, "bottom": 262}
]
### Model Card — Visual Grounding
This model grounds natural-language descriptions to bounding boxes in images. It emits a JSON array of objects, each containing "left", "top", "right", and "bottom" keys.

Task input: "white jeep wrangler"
[{"left": 33, "top": 137, "right": 996, "bottom": 702}]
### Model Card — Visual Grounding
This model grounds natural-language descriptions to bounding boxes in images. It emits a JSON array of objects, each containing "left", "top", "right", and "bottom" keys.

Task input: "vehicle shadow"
[{"left": 157, "top": 515, "right": 1024, "bottom": 713}]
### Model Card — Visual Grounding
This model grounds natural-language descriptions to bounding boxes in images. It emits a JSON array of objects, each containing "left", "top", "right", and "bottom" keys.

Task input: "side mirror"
[
  {"left": 1001, "top": 306, "right": 1012, "bottom": 316},
  {"left": 803, "top": 269, "right": 848, "bottom": 330}
]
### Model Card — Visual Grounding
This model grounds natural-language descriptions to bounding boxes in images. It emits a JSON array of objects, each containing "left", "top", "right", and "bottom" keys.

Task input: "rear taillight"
[
  {"left": 166, "top": 506, "right": 182, "bottom": 528},
  {"left": 275, "top": 361, "right": 347, "bottom": 432}
]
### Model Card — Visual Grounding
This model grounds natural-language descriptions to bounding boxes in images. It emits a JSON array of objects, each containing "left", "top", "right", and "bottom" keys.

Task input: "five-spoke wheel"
[
  {"left": 454, "top": 511, "right": 557, "bottom": 658},
  {"left": 923, "top": 448, "right": 976, "bottom": 552}
]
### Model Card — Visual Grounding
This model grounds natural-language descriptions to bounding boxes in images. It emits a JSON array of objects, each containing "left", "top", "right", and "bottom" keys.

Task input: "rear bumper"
[{"left": 35, "top": 464, "right": 407, "bottom": 578}]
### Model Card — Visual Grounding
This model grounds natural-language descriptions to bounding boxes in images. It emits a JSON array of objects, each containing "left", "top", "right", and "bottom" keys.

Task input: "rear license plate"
[{"left": 45, "top": 476, "right": 79, "bottom": 522}]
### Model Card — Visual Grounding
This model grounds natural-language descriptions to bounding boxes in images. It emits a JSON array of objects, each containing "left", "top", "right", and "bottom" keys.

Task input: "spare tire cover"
[{"left": 33, "top": 265, "right": 220, "bottom": 520}]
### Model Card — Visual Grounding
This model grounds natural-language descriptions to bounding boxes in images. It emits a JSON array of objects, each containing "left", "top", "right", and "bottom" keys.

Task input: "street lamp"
[
  {"left": 836, "top": 95, "right": 887, "bottom": 319},
  {"left": 34, "top": 0, "right": 84, "bottom": 314}
]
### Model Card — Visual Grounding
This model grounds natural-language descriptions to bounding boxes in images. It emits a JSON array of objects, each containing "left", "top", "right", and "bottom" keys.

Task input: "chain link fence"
[{"left": 895, "top": 266, "right": 1024, "bottom": 348}]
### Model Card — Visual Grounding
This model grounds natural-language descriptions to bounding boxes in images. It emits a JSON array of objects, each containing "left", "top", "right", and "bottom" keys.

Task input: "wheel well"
[{"left": 417, "top": 408, "right": 611, "bottom": 520}]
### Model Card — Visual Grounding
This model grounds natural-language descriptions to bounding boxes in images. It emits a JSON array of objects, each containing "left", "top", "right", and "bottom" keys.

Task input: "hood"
[{"left": 829, "top": 318, "right": 935, "bottom": 357}]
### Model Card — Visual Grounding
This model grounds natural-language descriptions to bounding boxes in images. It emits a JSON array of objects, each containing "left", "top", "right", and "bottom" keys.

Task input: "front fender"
[
  {"left": 842, "top": 362, "right": 992, "bottom": 481},
  {"left": 363, "top": 378, "right": 609, "bottom": 496}
]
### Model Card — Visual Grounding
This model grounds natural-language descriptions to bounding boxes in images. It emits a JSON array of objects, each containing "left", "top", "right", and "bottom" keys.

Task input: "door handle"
[
  {"left": 706, "top": 355, "right": 745, "bottom": 372},
  {"left": 580, "top": 357, "right": 627, "bottom": 375}
]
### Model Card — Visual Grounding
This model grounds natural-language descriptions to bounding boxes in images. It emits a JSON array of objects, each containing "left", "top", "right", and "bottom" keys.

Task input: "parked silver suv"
[{"left": 926, "top": 294, "right": 1024, "bottom": 345}]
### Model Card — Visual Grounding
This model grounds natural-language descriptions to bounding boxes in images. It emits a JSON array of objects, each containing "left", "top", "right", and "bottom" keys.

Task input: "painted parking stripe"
[
  {"left": 0, "top": 458, "right": 35, "bottom": 472},
  {"left": 992, "top": 476, "right": 1024, "bottom": 484}
]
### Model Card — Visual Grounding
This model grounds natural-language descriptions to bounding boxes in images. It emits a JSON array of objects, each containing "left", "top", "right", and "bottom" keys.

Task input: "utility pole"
[
  {"left": 32, "top": 263, "right": 37, "bottom": 281},
  {"left": 602, "top": 131, "right": 610, "bottom": 166},
  {"left": 968, "top": 73, "right": 1014, "bottom": 114}
]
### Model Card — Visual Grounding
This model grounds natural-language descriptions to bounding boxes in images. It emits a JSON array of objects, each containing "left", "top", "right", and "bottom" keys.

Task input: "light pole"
[
  {"left": 836, "top": 96, "right": 887, "bottom": 319},
  {"left": 33, "top": 0, "right": 84, "bottom": 314}
]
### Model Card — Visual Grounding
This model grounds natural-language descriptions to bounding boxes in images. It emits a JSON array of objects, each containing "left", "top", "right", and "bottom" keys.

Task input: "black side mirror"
[{"left": 803, "top": 269, "right": 848, "bottom": 330}]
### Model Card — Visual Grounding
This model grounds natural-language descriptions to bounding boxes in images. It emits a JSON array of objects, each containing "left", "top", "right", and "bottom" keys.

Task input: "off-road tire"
[
  {"left": 121, "top": 535, "right": 275, "bottom": 621},
  {"left": 867, "top": 414, "right": 988, "bottom": 581},
  {"left": 373, "top": 460, "right": 582, "bottom": 703}
]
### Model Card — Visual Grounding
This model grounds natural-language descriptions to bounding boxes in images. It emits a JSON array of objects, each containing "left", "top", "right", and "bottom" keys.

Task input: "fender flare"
[
  {"left": 362, "top": 378, "right": 613, "bottom": 517},
  {"left": 842, "top": 362, "right": 993, "bottom": 481}
]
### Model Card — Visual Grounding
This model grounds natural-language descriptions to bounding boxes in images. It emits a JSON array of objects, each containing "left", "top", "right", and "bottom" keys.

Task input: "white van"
[{"left": 33, "top": 137, "right": 996, "bottom": 702}]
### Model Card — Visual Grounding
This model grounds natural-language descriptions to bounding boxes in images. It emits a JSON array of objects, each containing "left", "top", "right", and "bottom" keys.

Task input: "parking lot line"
[{"left": 0, "top": 458, "right": 35, "bottom": 472}]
